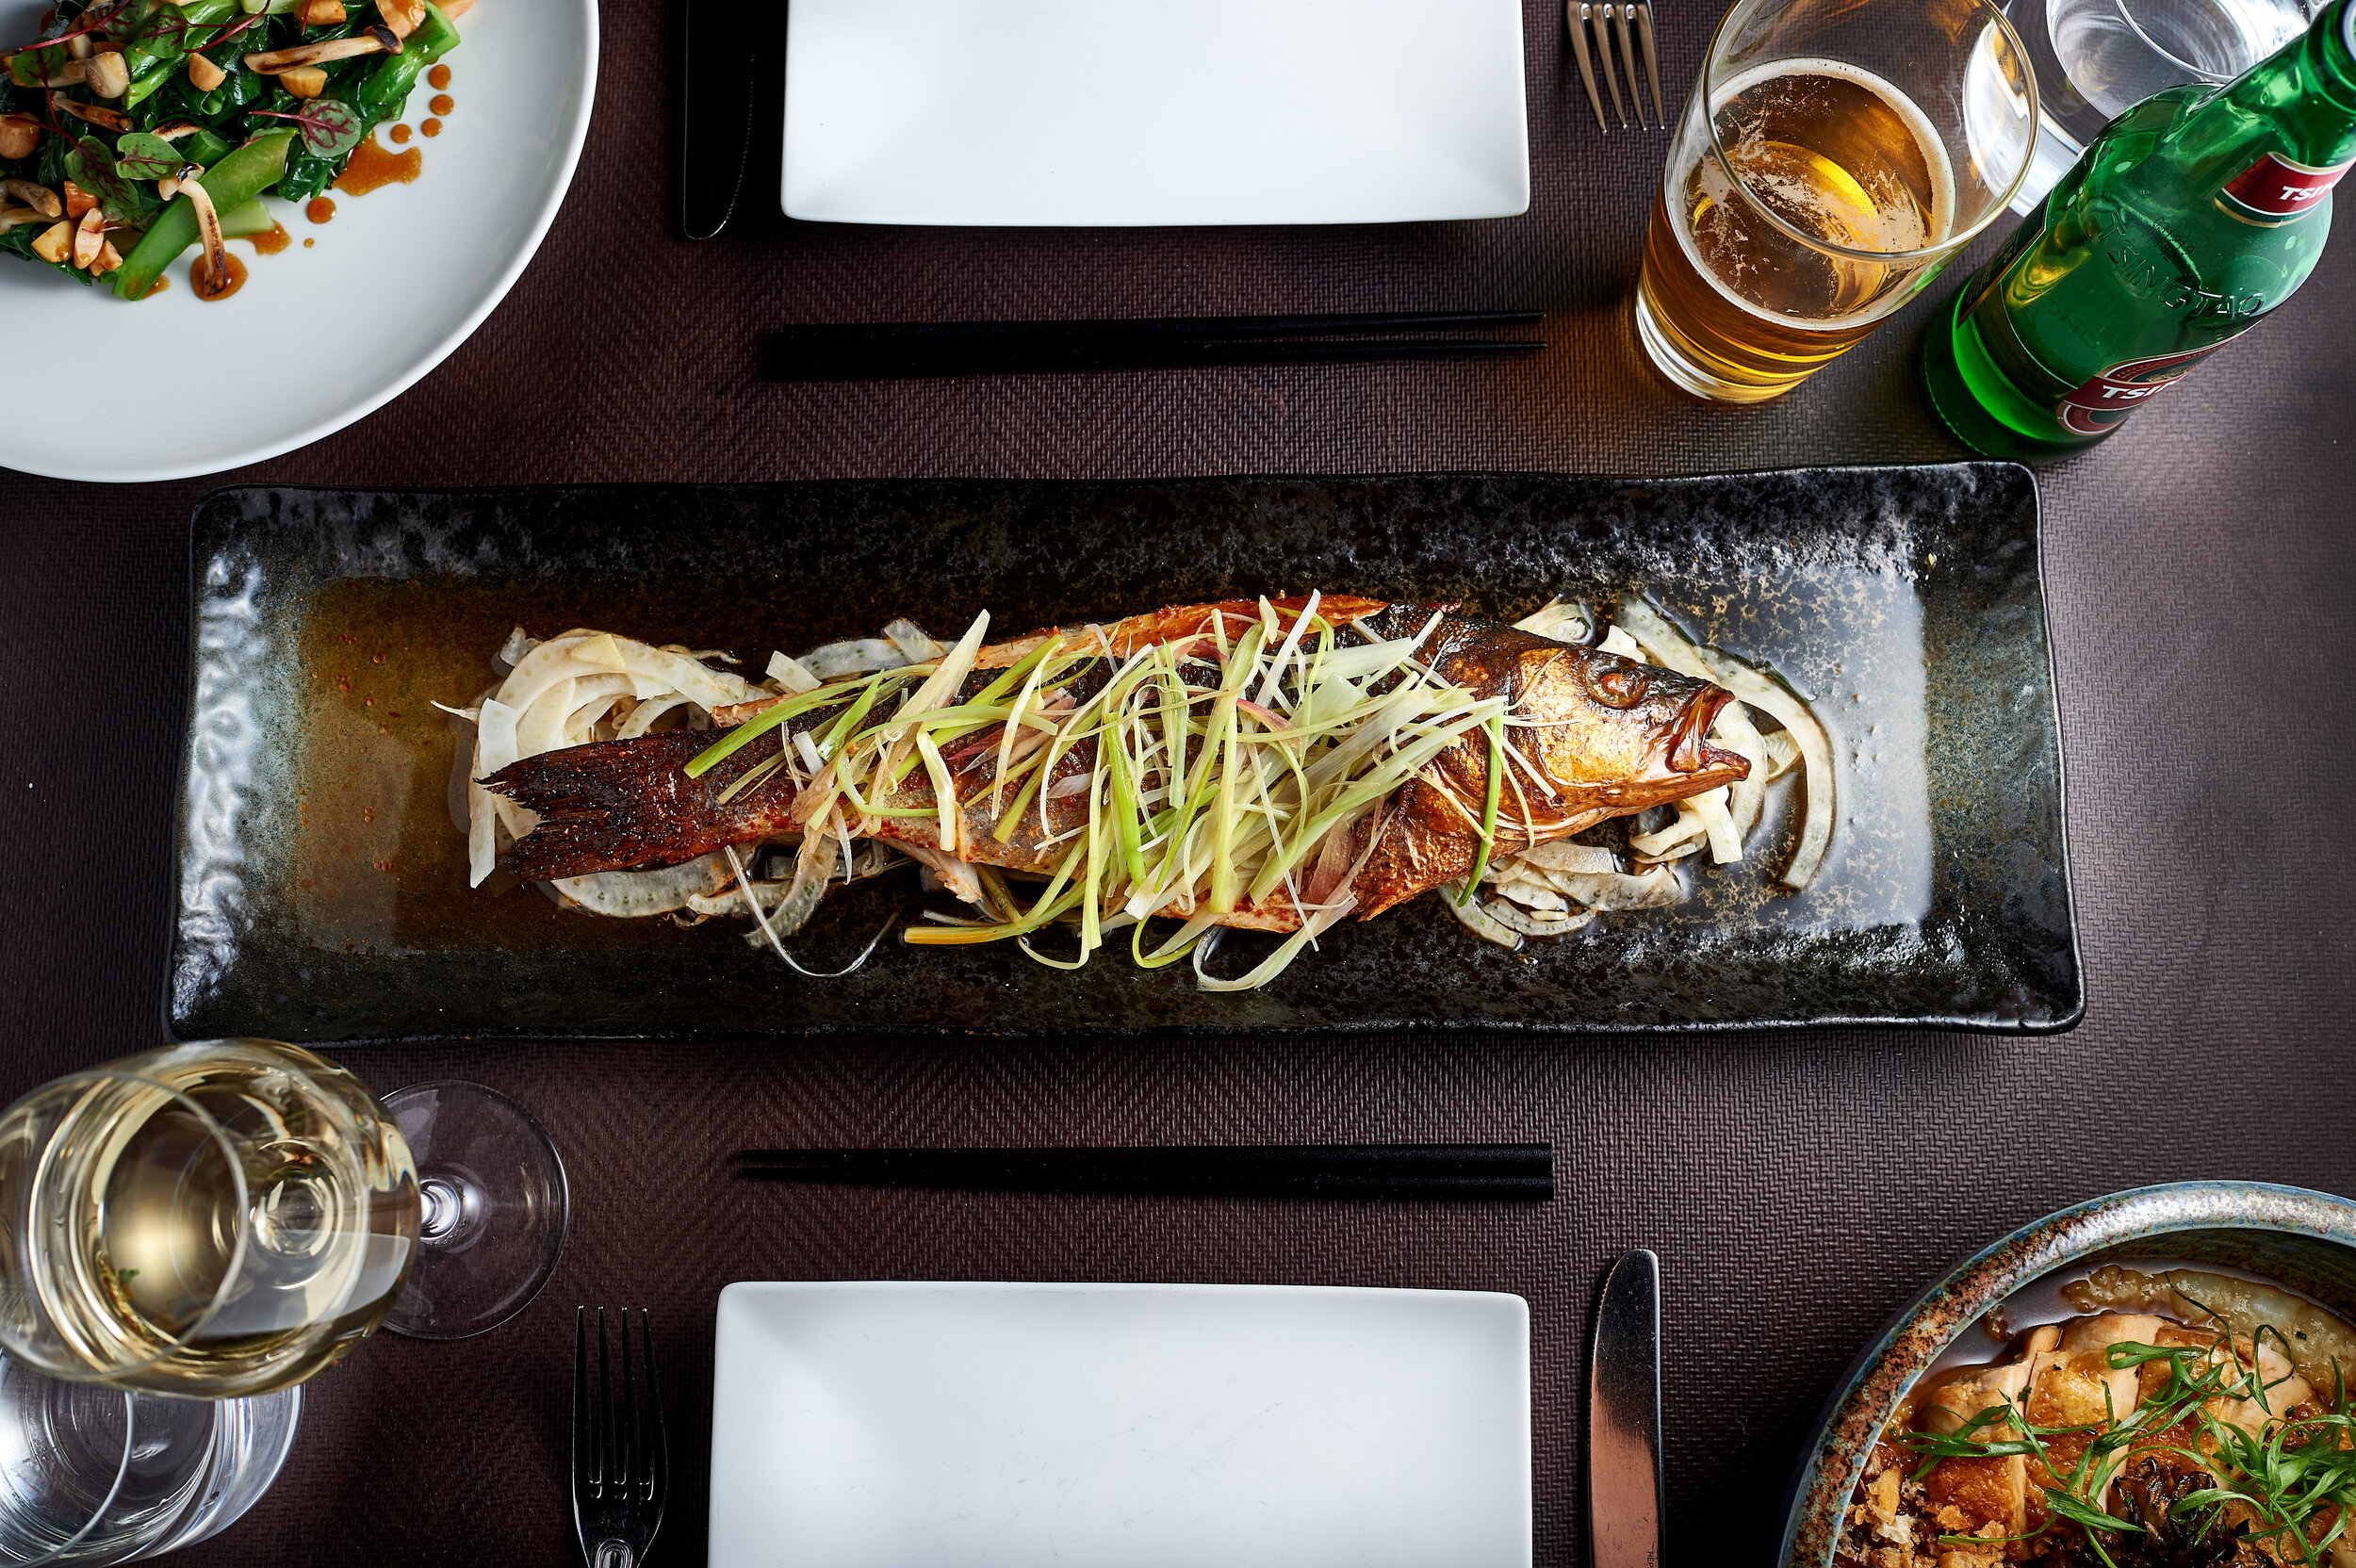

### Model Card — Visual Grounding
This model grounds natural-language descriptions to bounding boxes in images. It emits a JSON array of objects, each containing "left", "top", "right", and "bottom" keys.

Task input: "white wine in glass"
[{"left": 0, "top": 1040, "right": 566, "bottom": 1397}]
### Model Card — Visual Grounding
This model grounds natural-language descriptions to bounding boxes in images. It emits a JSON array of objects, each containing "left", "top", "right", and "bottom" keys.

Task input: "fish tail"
[{"left": 481, "top": 727, "right": 794, "bottom": 881}]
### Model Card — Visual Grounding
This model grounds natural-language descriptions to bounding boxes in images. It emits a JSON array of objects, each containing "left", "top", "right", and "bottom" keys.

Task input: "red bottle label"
[
  {"left": 2056, "top": 347, "right": 2221, "bottom": 436},
  {"left": 2217, "top": 152, "right": 2353, "bottom": 224}
]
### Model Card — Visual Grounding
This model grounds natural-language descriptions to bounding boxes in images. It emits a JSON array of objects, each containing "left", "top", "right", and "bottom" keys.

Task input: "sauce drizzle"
[
  {"left": 305, "top": 196, "right": 336, "bottom": 224},
  {"left": 335, "top": 136, "right": 422, "bottom": 197},
  {"left": 420, "top": 118, "right": 442, "bottom": 137},
  {"left": 429, "top": 93, "right": 452, "bottom": 116},
  {"left": 191, "top": 251, "right": 248, "bottom": 302},
  {"left": 427, "top": 63, "right": 450, "bottom": 90},
  {"left": 247, "top": 221, "right": 293, "bottom": 255},
  {"left": 389, "top": 122, "right": 413, "bottom": 144}
]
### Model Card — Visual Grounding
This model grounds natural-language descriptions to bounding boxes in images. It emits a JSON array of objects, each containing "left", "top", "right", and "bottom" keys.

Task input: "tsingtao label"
[
  {"left": 2217, "top": 152, "right": 2354, "bottom": 224},
  {"left": 2056, "top": 347, "right": 2221, "bottom": 435}
]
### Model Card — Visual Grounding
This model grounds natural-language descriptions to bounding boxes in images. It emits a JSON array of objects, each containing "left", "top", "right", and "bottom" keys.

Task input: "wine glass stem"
[{"left": 417, "top": 1175, "right": 481, "bottom": 1246}]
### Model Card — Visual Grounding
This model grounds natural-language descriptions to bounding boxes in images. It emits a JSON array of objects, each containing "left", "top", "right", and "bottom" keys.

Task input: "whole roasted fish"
[{"left": 481, "top": 596, "right": 1751, "bottom": 939}]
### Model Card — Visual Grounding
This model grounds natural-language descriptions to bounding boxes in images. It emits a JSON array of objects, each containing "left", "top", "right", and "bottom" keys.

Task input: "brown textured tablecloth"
[{"left": 2, "top": 0, "right": 2353, "bottom": 1561}]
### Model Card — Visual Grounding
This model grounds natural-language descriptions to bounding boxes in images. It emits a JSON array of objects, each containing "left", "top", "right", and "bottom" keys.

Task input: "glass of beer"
[{"left": 1636, "top": 0, "right": 2041, "bottom": 402}]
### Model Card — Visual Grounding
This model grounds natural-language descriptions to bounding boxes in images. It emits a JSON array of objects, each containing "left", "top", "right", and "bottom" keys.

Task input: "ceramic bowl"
[{"left": 1779, "top": 1181, "right": 2356, "bottom": 1566}]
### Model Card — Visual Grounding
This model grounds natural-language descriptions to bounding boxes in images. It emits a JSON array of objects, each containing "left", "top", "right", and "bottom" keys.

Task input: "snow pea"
[
  {"left": 111, "top": 126, "right": 291, "bottom": 299},
  {"left": 178, "top": 125, "right": 235, "bottom": 165},
  {"left": 352, "top": 1, "right": 456, "bottom": 120},
  {"left": 217, "top": 196, "right": 271, "bottom": 236}
]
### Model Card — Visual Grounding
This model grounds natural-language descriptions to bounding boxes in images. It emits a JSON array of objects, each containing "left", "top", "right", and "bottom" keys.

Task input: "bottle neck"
[{"left": 2202, "top": 0, "right": 2356, "bottom": 170}]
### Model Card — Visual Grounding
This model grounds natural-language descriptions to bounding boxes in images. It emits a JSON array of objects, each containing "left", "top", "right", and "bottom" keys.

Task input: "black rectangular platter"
[{"left": 170, "top": 469, "right": 2081, "bottom": 1042}]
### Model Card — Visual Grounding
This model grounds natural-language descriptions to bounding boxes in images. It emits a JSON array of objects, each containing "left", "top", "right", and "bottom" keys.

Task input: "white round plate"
[{"left": 0, "top": 0, "right": 595, "bottom": 483}]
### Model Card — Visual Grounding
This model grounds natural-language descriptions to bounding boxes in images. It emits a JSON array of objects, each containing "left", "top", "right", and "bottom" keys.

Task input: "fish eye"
[{"left": 1580, "top": 661, "right": 1650, "bottom": 709}]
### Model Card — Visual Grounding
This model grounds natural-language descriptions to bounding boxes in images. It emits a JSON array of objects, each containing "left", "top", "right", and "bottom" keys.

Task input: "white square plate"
[
  {"left": 708, "top": 1281, "right": 1532, "bottom": 1568},
  {"left": 781, "top": 0, "right": 1530, "bottom": 226}
]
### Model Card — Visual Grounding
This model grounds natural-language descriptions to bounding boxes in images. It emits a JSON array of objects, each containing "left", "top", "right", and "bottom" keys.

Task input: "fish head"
[{"left": 1509, "top": 642, "right": 1750, "bottom": 809}]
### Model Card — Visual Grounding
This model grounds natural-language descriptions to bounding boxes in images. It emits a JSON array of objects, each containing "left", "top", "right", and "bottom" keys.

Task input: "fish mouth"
[{"left": 1667, "top": 687, "right": 1736, "bottom": 775}]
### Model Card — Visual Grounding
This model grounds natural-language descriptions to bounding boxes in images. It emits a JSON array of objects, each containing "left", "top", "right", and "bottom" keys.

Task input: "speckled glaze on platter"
[
  {"left": 1779, "top": 1183, "right": 2356, "bottom": 1568},
  {"left": 169, "top": 468, "right": 2080, "bottom": 1044}
]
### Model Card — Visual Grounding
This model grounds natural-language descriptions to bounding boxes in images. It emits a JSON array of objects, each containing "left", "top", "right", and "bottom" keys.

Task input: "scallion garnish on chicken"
[{"left": 1846, "top": 1268, "right": 2356, "bottom": 1568}]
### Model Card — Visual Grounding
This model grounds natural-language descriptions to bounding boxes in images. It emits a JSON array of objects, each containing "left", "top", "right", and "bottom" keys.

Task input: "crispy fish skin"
[{"left": 481, "top": 597, "right": 1750, "bottom": 926}]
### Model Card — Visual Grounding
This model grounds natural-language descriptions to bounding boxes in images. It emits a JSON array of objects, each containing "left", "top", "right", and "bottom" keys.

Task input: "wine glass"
[{"left": 0, "top": 1040, "right": 567, "bottom": 1397}]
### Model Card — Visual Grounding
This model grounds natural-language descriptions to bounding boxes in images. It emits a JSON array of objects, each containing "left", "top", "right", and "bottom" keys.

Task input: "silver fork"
[
  {"left": 1567, "top": 0, "right": 1667, "bottom": 132},
  {"left": 573, "top": 1308, "right": 668, "bottom": 1568}
]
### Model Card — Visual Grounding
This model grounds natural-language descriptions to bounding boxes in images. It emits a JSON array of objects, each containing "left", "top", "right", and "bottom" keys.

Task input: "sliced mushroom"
[
  {"left": 28, "top": 219, "right": 71, "bottom": 265},
  {"left": 0, "top": 179, "right": 60, "bottom": 220},
  {"left": 176, "top": 166, "right": 229, "bottom": 296},
  {"left": 0, "top": 114, "right": 39, "bottom": 161},
  {"left": 81, "top": 47, "right": 128, "bottom": 98},
  {"left": 60, "top": 179, "right": 95, "bottom": 220},
  {"left": 70, "top": 204, "right": 104, "bottom": 270},
  {"left": 245, "top": 32, "right": 391, "bottom": 72},
  {"left": 279, "top": 63, "right": 327, "bottom": 96},
  {"left": 49, "top": 92, "right": 131, "bottom": 132},
  {"left": 186, "top": 50, "right": 226, "bottom": 91},
  {"left": 0, "top": 204, "right": 52, "bottom": 231},
  {"left": 150, "top": 119, "right": 205, "bottom": 141},
  {"left": 375, "top": 0, "right": 423, "bottom": 37},
  {"left": 300, "top": 0, "right": 347, "bottom": 22},
  {"left": 41, "top": 59, "right": 86, "bottom": 87}
]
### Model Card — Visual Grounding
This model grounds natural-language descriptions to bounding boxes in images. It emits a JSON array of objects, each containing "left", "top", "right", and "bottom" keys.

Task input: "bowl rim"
[{"left": 1777, "top": 1180, "right": 2356, "bottom": 1567}]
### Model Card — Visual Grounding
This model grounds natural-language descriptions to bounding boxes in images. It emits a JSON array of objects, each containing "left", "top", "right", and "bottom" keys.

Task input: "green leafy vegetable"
[
  {"left": 63, "top": 135, "right": 156, "bottom": 223},
  {"left": 4, "top": 0, "right": 466, "bottom": 297},
  {"left": 249, "top": 96, "right": 363, "bottom": 158},
  {"left": 113, "top": 130, "right": 184, "bottom": 181}
]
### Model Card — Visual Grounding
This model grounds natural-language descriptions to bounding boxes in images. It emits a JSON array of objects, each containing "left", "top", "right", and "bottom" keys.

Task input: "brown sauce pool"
[
  {"left": 388, "top": 122, "right": 412, "bottom": 144},
  {"left": 246, "top": 221, "right": 292, "bottom": 255},
  {"left": 335, "top": 137, "right": 421, "bottom": 197},
  {"left": 420, "top": 119, "right": 442, "bottom": 137},
  {"left": 427, "top": 63, "right": 450, "bottom": 89},
  {"left": 305, "top": 196, "right": 335, "bottom": 224},
  {"left": 428, "top": 93, "right": 452, "bottom": 116},
  {"left": 191, "top": 250, "right": 247, "bottom": 302}
]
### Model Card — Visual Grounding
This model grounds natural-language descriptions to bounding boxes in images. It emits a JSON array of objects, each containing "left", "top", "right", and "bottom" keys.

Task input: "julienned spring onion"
[{"left": 685, "top": 599, "right": 1500, "bottom": 988}]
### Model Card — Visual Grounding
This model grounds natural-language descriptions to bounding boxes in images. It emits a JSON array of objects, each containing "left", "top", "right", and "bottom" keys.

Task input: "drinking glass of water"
[
  {"left": 0, "top": 1353, "right": 299, "bottom": 1564},
  {"left": 2004, "top": 0, "right": 2321, "bottom": 205}
]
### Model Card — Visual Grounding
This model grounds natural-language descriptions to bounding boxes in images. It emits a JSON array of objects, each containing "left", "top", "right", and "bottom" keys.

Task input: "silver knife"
[
  {"left": 1589, "top": 1249, "right": 1664, "bottom": 1568},
  {"left": 679, "top": 0, "right": 764, "bottom": 239}
]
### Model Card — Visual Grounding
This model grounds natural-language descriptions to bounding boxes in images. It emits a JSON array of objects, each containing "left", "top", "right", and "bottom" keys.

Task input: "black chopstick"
[
  {"left": 760, "top": 310, "right": 1547, "bottom": 381},
  {"left": 732, "top": 1143, "right": 1553, "bottom": 1201}
]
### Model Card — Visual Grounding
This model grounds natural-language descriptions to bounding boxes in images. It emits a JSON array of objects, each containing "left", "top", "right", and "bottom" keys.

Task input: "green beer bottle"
[{"left": 1922, "top": 0, "right": 2356, "bottom": 458}]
